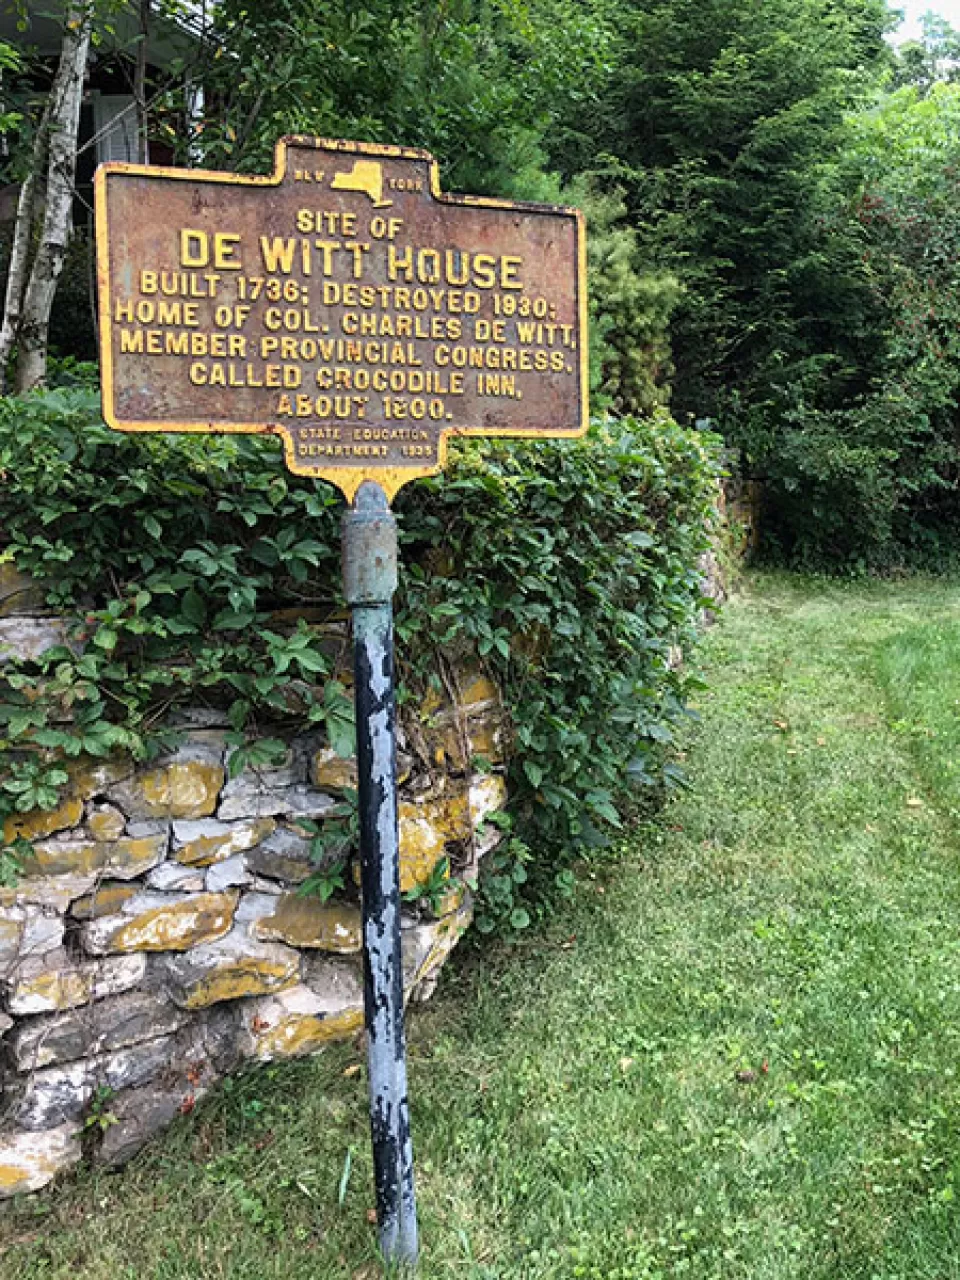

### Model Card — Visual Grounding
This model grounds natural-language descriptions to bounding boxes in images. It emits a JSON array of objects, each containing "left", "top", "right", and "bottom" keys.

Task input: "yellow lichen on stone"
[
  {"left": 0, "top": 1155, "right": 55, "bottom": 1196},
  {"left": 0, "top": 560, "right": 46, "bottom": 616},
  {"left": 414, "top": 903, "right": 474, "bottom": 986},
  {"left": 396, "top": 774, "right": 508, "bottom": 892},
  {"left": 68, "top": 758, "right": 134, "bottom": 801},
  {"left": 417, "top": 670, "right": 498, "bottom": 722},
  {"left": 351, "top": 774, "right": 508, "bottom": 894},
  {"left": 470, "top": 773, "right": 508, "bottom": 820},
  {"left": 0, "top": 1127, "right": 80, "bottom": 1197},
  {"left": 3, "top": 796, "right": 83, "bottom": 844},
  {"left": 22, "top": 835, "right": 165, "bottom": 880},
  {"left": 181, "top": 960, "right": 300, "bottom": 1009},
  {"left": 137, "top": 761, "right": 225, "bottom": 818},
  {"left": 466, "top": 715, "right": 505, "bottom": 764},
  {"left": 254, "top": 897, "right": 362, "bottom": 952},
  {"left": 310, "top": 748, "right": 358, "bottom": 791},
  {"left": 175, "top": 818, "right": 275, "bottom": 867},
  {"left": 13, "top": 968, "right": 93, "bottom": 1011},
  {"left": 398, "top": 798, "right": 451, "bottom": 892},
  {"left": 107, "top": 892, "right": 238, "bottom": 953},
  {"left": 70, "top": 881, "right": 140, "bottom": 921},
  {"left": 0, "top": 914, "right": 23, "bottom": 962},
  {"left": 418, "top": 685, "right": 445, "bottom": 719},
  {"left": 459, "top": 672, "right": 499, "bottom": 709},
  {"left": 86, "top": 807, "right": 126, "bottom": 841},
  {"left": 430, "top": 711, "right": 506, "bottom": 772},
  {"left": 254, "top": 1007, "right": 363, "bottom": 1059}
]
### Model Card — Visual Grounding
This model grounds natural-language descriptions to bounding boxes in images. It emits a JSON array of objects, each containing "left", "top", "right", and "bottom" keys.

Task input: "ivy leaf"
[
  {"left": 181, "top": 588, "right": 206, "bottom": 627},
  {"left": 523, "top": 760, "right": 544, "bottom": 788}
]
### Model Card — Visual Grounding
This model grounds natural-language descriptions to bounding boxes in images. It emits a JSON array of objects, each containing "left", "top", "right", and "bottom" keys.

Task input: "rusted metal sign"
[{"left": 95, "top": 136, "right": 588, "bottom": 499}]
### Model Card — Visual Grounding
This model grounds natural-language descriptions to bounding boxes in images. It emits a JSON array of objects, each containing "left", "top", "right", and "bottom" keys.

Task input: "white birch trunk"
[
  {"left": 134, "top": 0, "right": 151, "bottom": 164},
  {"left": 15, "top": 1, "right": 93, "bottom": 393},
  {"left": 0, "top": 99, "right": 51, "bottom": 393}
]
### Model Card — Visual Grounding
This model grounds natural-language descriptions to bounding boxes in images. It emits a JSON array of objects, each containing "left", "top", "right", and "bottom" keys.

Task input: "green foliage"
[
  {"left": 892, "top": 13, "right": 960, "bottom": 94},
  {"left": 295, "top": 796, "right": 358, "bottom": 902},
  {"left": 0, "top": 39, "right": 23, "bottom": 138},
  {"left": 473, "top": 832, "right": 535, "bottom": 935},
  {"left": 81, "top": 1085, "right": 119, "bottom": 1136},
  {"left": 547, "top": 0, "right": 892, "bottom": 424},
  {"left": 396, "top": 411, "right": 720, "bottom": 921},
  {"left": 402, "top": 856, "right": 454, "bottom": 915},
  {"left": 570, "top": 176, "right": 681, "bottom": 417},
  {"left": 174, "top": 0, "right": 612, "bottom": 202},
  {"left": 743, "top": 82, "right": 960, "bottom": 569},
  {"left": 11, "top": 0, "right": 960, "bottom": 572},
  {"left": 0, "top": 388, "right": 718, "bottom": 924}
]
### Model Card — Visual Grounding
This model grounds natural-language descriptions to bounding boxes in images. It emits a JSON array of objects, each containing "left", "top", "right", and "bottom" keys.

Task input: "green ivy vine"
[{"left": 0, "top": 382, "right": 720, "bottom": 929}]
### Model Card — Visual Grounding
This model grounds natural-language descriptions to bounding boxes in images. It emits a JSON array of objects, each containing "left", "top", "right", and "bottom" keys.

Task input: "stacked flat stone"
[{"left": 0, "top": 565, "right": 507, "bottom": 1199}]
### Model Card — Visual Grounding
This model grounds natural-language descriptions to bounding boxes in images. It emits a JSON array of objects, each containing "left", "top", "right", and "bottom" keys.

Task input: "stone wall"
[{"left": 0, "top": 564, "right": 507, "bottom": 1198}]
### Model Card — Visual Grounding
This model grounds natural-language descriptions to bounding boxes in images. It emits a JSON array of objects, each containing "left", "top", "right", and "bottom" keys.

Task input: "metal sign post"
[
  {"left": 94, "top": 135, "right": 587, "bottom": 1271},
  {"left": 342, "top": 481, "right": 418, "bottom": 1263}
]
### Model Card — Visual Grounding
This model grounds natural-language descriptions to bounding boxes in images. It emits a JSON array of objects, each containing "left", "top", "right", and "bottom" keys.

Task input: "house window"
[{"left": 91, "top": 93, "right": 142, "bottom": 166}]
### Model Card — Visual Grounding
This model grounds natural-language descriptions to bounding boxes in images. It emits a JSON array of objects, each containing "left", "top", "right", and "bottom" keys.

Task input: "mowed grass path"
[{"left": 7, "top": 574, "right": 960, "bottom": 1278}]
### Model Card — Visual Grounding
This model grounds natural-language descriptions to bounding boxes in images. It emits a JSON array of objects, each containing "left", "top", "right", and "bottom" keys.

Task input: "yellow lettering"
[
  {"left": 388, "top": 244, "right": 414, "bottom": 282},
  {"left": 180, "top": 229, "right": 208, "bottom": 267},
  {"left": 314, "top": 240, "right": 341, "bottom": 275},
  {"left": 214, "top": 233, "right": 242, "bottom": 270},
  {"left": 501, "top": 256, "right": 523, "bottom": 289},
  {"left": 259, "top": 237, "right": 296, "bottom": 273},
  {"left": 473, "top": 254, "right": 496, "bottom": 289}
]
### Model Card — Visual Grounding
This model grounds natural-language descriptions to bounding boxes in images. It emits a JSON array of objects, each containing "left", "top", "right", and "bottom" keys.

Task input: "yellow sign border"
[{"left": 95, "top": 135, "right": 589, "bottom": 501}]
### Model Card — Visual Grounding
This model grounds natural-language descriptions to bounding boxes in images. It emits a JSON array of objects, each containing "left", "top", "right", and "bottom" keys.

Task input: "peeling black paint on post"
[{"left": 342, "top": 480, "right": 419, "bottom": 1269}]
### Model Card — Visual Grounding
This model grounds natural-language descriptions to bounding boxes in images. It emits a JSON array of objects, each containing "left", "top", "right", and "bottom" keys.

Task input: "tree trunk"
[
  {"left": 14, "top": 1, "right": 93, "bottom": 393},
  {"left": 0, "top": 99, "right": 52, "bottom": 393},
  {"left": 134, "top": 0, "right": 151, "bottom": 164}
]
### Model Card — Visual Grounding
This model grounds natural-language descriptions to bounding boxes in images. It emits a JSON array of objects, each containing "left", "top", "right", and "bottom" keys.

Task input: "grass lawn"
[{"left": 7, "top": 573, "right": 960, "bottom": 1278}]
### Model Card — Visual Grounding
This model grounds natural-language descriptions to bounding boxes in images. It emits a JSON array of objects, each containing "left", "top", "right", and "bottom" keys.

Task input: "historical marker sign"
[
  {"left": 95, "top": 136, "right": 588, "bottom": 499},
  {"left": 95, "top": 137, "right": 588, "bottom": 1268}
]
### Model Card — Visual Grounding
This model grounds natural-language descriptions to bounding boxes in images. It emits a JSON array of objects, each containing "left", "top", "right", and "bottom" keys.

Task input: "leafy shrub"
[
  {"left": 730, "top": 84, "right": 960, "bottom": 572},
  {"left": 0, "top": 387, "right": 719, "bottom": 925}
]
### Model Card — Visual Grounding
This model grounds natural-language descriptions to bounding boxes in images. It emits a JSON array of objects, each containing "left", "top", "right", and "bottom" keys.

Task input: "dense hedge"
[{"left": 0, "top": 386, "right": 719, "bottom": 927}]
